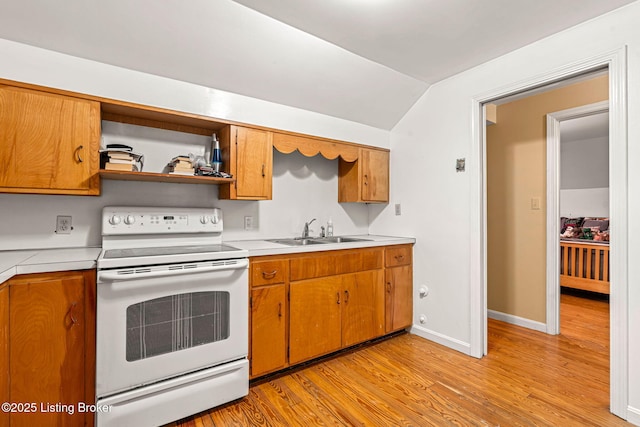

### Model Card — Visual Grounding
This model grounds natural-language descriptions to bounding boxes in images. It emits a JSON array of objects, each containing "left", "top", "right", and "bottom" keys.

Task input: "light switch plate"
[
  {"left": 395, "top": 204, "right": 402, "bottom": 216},
  {"left": 244, "top": 216, "right": 253, "bottom": 230}
]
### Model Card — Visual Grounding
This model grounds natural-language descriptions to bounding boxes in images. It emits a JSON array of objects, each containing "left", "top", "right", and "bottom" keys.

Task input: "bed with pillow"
[{"left": 560, "top": 217, "right": 610, "bottom": 294}]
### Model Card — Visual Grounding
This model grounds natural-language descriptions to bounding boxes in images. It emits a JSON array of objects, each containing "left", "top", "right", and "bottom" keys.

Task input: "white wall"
[
  {"left": 561, "top": 135, "right": 609, "bottom": 217},
  {"left": 561, "top": 136, "right": 609, "bottom": 189},
  {"left": 560, "top": 188, "right": 610, "bottom": 217},
  {"left": 369, "top": 2, "right": 640, "bottom": 421}
]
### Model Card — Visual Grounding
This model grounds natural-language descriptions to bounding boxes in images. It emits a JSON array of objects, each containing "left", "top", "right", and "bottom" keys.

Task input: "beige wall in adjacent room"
[{"left": 486, "top": 75, "right": 608, "bottom": 323}]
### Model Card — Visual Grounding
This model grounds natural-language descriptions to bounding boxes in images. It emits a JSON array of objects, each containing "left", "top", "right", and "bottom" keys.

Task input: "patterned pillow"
[{"left": 583, "top": 218, "right": 609, "bottom": 232}]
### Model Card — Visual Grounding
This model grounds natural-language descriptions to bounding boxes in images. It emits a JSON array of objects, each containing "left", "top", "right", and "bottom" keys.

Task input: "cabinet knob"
[
  {"left": 68, "top": 302, "right": 79, "bottom": 328},
  {"left": 74, "top": 145, "right": 84, "bottom": 163}
]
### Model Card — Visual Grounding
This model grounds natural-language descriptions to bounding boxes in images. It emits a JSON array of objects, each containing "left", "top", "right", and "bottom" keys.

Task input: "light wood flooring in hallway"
[{"left": 170, "top": 291, "right": 630, "bottom": 426}]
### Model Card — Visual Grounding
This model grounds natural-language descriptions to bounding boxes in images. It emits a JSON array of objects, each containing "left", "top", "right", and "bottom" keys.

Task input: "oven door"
[{"left": 96, "top": 258, "right": 248, "bottom": 398}]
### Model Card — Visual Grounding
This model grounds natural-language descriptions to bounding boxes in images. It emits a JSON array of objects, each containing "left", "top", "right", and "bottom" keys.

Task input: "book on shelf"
[
  {"left": 171, "top": 164, "right": 194, "bottom": 171},
  {"left": 108, "top": 152, "right": 134, "bottom": 161},
  {"left": 107, "top": 158, "right": 135, "bottom": 165},
  {"left": 100, "top": 149, "right": 144, "bottom": 171},
  {"left": 171, "top": 155, "right": 191, "bottom": 163},
  {"left": 168, "top": 169, "right": 195, "bottom": 176},
  {"left": 104, "top": 162, "right": 138, "bottom": 172}
]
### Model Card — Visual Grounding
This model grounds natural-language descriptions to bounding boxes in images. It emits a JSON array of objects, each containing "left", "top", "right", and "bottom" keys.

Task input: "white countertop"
[
  {"left": 0, "top": 247, "right": 101, "bottom": 284},
  {"left": 226, "top": 235, "right": 415, "bottom": 257},
  {"left": 0, "top": 236, "right": 414, "bottom": 284}
]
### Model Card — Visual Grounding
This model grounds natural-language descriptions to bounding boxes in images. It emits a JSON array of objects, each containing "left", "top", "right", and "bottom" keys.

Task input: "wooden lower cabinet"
[
  {"left": 385, "top": 265, "right": 413, "bottom": 332},
  {"left": 250, "top": 246, "right": 411, "bottom": 378},
  {"left": 289, "top": 270, "right": 384, "bottom": 364},
  {"left": 289, "top": 276, "right": 343, "bottom": 364},
  {"left": 341, "top": 270, "right": 385, "bottom": 346},
  {"left": 384, "top": 245, "right": 414, "bottom": 333},
  {"left": 7, "top": 270, "right": 95, "bottom": 427},
  {"left": 250, "top": 284, "right": 287, "bottom": 377}
]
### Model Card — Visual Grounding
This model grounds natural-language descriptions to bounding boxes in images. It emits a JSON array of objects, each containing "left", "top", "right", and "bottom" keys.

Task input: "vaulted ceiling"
[{"left": 0, "top": 0, "right": 635, "bottom": 129}]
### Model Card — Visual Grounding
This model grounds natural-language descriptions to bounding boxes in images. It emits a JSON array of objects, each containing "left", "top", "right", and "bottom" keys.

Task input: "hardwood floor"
[{"left": 170, "top": 292, "right": 630, "bottom": 426}]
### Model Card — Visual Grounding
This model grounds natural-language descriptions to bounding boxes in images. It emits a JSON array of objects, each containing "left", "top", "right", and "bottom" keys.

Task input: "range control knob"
[
  {"left": 109, "top": 215, "right": 122, "bottom": 225},
  {"left": 210, "top": 214, "right": 220, "bottom": 224},
  {"left": 124, "top": 215, "right": 136, "bottom": 225},
  {"left": 200, "top": 216, "right": 209, "bottom": 224}
]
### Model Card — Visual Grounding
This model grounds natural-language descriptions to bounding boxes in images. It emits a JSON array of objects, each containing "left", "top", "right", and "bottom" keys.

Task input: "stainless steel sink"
[
  {"left": 314, "top": 236, "right": 371, "bottom": 243},
  {"left": 267, "top": 238, "right": 328, "bottom": 246},
  {"left": 267, "top": 236, "right": 371, "bottom": 246}
]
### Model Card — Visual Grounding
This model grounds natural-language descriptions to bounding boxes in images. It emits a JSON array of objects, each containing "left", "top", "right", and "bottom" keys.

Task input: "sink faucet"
[{"left": 302, "top": 218, "right": 316, "bottom": 238}]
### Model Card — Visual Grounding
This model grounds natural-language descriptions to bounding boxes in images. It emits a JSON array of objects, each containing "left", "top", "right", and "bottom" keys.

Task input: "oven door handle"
[{"left": 98, "top": 259, "right": 249, "bottom": 282}]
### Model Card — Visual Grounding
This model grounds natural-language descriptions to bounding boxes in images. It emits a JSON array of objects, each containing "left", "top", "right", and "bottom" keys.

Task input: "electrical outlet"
[
  {"left": 395, "top": 204, "right": 402, "bottom": 216},
  {"left": 56, "top": 215, "right": 72, "bottom": 234},
  {"left": 244, "top": 216, "right": 253, "bottom": 230}
]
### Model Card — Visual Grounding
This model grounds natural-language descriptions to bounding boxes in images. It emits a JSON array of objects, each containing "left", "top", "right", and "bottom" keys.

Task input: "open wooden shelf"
[{"left": 99, "top": 169, "right": 235, "bottom": 185}]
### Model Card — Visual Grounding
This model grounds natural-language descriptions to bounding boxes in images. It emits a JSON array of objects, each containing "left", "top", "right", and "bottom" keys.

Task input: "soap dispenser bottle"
[{"left": 326, "top": 217, "right": 334, "bottom": 237}]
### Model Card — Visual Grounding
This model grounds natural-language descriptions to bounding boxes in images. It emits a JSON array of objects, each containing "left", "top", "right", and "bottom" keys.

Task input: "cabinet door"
[
  {"left": 289, "top": 276, "right": 342, "bottom": 364},
  {"left": 9, "top": 272, "right": 87, "bottom": 427},
  {"left": 0, "top": 85, "right": 100, "bottom": 195},
  {"left": 0, "top": 283, "right": 8, "bottom": 427},
  {"left": 251, "top": 285, "right": 287, "bottom": 377},
  {"left": 342, "top": 270, "right": 385, "bottom": 347},
  {"left": 361, "top": 149, "right": 389, "bottom": 202},
  {"left": 385, "top": 265, "right": 413, "bottom": 332},
  {"left": 236, "top": 126, "right": 272, "bottom": 199}
]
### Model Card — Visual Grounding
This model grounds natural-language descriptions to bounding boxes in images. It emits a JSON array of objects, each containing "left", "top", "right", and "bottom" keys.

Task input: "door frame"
[
  {"left": 545, "top": 101, "right": 609, "bottom": 335},
  {"left": 469, "top": 47, "right": 628, "bottom": 418}
]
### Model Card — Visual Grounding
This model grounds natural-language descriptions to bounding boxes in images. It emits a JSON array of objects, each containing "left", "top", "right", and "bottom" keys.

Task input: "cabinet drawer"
[
  {"left": 251, "top": 259, "right": 287, "bottom": 287},
  {"left": 290, "top": 248, "right": 383, "bottom": 281},
  {"left": 385, "top": 245, "right": 412, "bottom": 267}
]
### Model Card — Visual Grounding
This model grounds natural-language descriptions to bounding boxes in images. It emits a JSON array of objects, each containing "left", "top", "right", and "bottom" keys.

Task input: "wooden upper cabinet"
[
  {"left": 0, "top": 85, "right": 100, "bottom": 195},
  {"left": 219, "top": 125, "right": 272, "bottom": 200},
  {"left": 338, "top": 148, "right": 389, "bottom": 203}
]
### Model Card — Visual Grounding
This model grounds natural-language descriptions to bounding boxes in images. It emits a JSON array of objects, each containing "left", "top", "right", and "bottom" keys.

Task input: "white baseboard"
[
  {"left": 487, "top": 309, "right": 547, "bottom": 333},
  {"left": 627, "top": 405, "right": 640, "bottom": 426},
  {"left": 410, "top": 324, "right": 472, "bottom": 356}
]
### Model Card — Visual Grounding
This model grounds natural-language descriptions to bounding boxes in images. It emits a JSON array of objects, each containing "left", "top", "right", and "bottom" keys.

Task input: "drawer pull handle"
[
  {"left": 278, "top": 302, "right": 282, "bottom": 318},
  {"left": 336, "top": 292, "right": 341, "bottom": 305},
  {"left": 395, "top": 255, "right": 405, "bottom": 261},
  {"left": 344, "top": 290, "right": 350, "bottom": 304},
  {"left": 262, "top": 270, "right": 277, "bottom": 279},
  {"left": 261, "top": 164, "right": 265, "bottom": 177},
  {"left": 74, "top": 145, "right": 84, "bottom": 163},
  {"left": 386, "top": 282, "right": 392, "bottom": 293}
]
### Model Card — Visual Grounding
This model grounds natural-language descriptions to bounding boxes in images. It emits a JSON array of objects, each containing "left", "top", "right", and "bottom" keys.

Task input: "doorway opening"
[{"left": 470, "top": 47, "right": 628, "bottom": 419}]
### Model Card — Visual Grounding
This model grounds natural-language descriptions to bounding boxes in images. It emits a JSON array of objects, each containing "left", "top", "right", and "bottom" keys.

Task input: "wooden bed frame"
[{"left": 560, "top": 240, "right": 610, "bottom": 294}]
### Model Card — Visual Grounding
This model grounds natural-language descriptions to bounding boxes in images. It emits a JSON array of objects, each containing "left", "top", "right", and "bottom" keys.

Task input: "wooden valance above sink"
[{"left": 272, "top": 132, "right": 360, "bottom": 162}]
